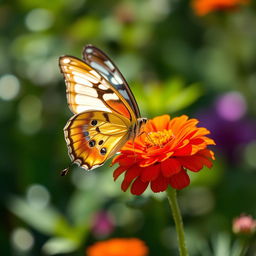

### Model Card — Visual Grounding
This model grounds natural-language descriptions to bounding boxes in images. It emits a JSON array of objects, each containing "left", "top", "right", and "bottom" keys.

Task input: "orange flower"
[
  {"left": 192, "top": 0, "right": 250, "bottom": 16},
  {"left": 112, "top": 115, "right": 215, "bottom": 195},
  {"left": 86, "top": 238, "right": 148, "bottom": 256}
]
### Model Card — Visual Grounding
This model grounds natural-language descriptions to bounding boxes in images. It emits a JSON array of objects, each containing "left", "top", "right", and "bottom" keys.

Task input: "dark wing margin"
[{"left": 83, "top": 45, "right": 141, "bottom": 118}]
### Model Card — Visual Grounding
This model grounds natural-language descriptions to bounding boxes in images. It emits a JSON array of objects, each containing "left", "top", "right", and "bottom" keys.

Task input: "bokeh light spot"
[
  {"left": 25, "top": 9, "right": 54, "bottom": 32},
  {"left": 11, "top": 228, "right": 34, "bottom": 252},
  {"left": 0, "top": 74, "right": 20, "bottom": 100},
  {"left": 26, "top": 184, "right": 50, "bottom": 209},
  {"left": 216, "top": 91, "right": 247, "bottom": 121}
]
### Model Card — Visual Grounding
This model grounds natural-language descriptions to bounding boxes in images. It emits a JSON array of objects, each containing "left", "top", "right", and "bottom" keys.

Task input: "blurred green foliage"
[{"left": 1, "top": 0, "right": 256, "bottom": 255}]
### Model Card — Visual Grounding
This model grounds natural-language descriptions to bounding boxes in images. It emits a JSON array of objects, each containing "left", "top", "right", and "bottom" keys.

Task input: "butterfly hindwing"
[
  {"left": 83, "top": 45, "right": 141, "bottom": 118},
  {"left": 59, "top": 56, "right": 135, "bottom": 120},
  {"left": 64, "top": 111, "right": 131, "bottom": 170}
]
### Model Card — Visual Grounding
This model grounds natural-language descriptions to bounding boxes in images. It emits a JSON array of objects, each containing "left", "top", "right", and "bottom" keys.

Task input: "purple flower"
[
  {"left": 216, "top": 92, "right": 247, "bottom": 121},
  {"left": 197, "top": 92, "right": 256, "bottom": 163},
  {"left": 92, "top": 211, "right": 114, "bottom": 238}
]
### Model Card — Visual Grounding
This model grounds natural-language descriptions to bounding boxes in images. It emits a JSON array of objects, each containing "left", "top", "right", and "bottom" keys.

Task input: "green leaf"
[
  {"left": 42, "top": 237, "right": 78, "bottom": 255},
  {"left": 8, "top": 196, "right": 73, "bottom": 237},
  {"left": 8, "top": 196, "right": 66, "bottom": 235},
  {"left": 166, "top": 83, "right": 202, "bottom": 112},
  {"left": 134, "top": 78, "right": 203, "bottom": 116}
]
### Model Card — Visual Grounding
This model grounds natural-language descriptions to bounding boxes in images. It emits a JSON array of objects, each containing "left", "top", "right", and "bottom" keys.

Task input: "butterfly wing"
[
  {"left": 59, "top": 56, "right": 136, "bottom": 121},
  {"left": 64, "top": 111, "right": 131, "bottom": 170},
  {"left": 59, "top": 52, "right": 140, "bottom": 171},
  {"left": 83, "top": 45, "right": 141, "bottom": 118}
]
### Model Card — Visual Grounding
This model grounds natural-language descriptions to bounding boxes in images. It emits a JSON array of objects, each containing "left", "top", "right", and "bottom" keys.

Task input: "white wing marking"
[
  {"left": 104, "top": 60, "right": 115, "bottom": 70},
  {"left": 63, "top": 58, "right": 71, "bottom": 64},
  {"left": 72, "top": 84, "right": 98, "bottom": 97},
  {"left": 72, "top": 76, "right": 93, "bottom": 87},
  {"left": 103, "top": 93, "right": 119, "bottom": 101},
  {"left": 71, "top": 71, "right": 99, "bottom": 84},
  {"left": 74, "top": 94, "right": 107, "bottom": 107}
]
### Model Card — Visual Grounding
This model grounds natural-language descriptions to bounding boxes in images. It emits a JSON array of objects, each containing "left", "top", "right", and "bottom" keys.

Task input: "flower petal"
[
  {"left": 178, "top": 153, "right": 213, "bottom": 172},
  {"left": 112, "top": 154, "right": 139, "bottom": 168},
  {"left": 173, "top": 144, "right": 192, "bottom": 156},
  {"left": 146, "top": 145, "right": 172, "bottom": 157},
  {"left": 150, "top": 174, "right": 168, "bottom": 193},
  {"left": 140, "top": 164, "right": 160, "bottom": 182},
  {"left": 161, "top": 158, "right": 181, "bottom": 177},
  {"left": 197, "top": 149, "right": 215, "bottom": 160},
  {"left": 168, "top": 115, "right": 189, "bottom": 134},
  {"left": 111, "top": 155, "right": 131, "bottom": 166},
  {"left": 121, "top": 165, "right": 142, "bottom": 191},
  {"left": 131, "top": 178, "right": 149, "bottom": 195},
  {"left": 144, "top": 115, "right": 170, "bottom": 133},
  {"left": 139, "top": 157, "right": 158, "bottom": 167},
  {"left": 151, "top": 115, "right": 170, "bottom": 131},
  {"left": 169, "top": 169, "right": 190, "bottom": 189},
  {"left": 113, "top": 166, "right": 127, "bottom": 181}
]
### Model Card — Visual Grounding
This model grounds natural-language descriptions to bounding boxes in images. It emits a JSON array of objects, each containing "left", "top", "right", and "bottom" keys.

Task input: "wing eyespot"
[
  {"left": 98, "top": 140, "right": 104, "bottom": 145},
  {"left": 89, "top": 140, "right": 96, "bottom": 147},
  {"left": 91, "top": 120, "right": 98, "bottom": 126},
  {"left": 100, "top": 147, "right": 107, "bottom": 155}
]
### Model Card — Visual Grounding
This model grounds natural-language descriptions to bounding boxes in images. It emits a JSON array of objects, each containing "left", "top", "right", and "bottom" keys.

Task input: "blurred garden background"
[{"left": 1, "top": 0, "right": 256, "bottom": 255}]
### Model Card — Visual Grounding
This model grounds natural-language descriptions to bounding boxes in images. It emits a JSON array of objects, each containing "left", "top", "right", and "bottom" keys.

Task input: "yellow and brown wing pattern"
[{"left": 64, "top": 111, "right": 131, "bottom": 170}]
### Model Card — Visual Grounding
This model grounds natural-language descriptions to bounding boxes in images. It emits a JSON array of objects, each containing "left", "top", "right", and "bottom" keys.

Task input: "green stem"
[
  {"left": 166, "top": 187, "right": 189, "bottom": 256},
  {"left": 238, "top": 238, "right": 249, "bottom": 256}
]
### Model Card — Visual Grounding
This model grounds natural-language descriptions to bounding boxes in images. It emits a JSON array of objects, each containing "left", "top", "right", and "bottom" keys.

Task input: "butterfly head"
[
  {"left": 136, "top": 117, "right": 147, "bottom": 135},
  {"left": 138, "top": 117, "right": 147, "bottom": 125}
]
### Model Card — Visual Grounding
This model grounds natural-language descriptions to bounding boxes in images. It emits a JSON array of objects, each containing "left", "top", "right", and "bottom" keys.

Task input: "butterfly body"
[{"left": 59, "top": 45, "right": 146, "bottom": 171}]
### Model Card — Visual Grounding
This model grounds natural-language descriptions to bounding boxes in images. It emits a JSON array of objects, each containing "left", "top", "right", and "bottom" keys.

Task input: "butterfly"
[{"left": 59, "top": 45, "right": 147, "bottom": 174}]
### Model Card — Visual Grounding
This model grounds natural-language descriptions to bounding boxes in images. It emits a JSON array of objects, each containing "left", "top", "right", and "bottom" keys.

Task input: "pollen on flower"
[{"left": 145, "top": 129, "right": 174, "bottom": 147}]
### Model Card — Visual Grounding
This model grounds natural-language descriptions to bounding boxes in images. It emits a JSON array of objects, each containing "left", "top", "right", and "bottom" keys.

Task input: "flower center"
[{"left": 145, "top": 129, "right": 174, "bottom": 147}]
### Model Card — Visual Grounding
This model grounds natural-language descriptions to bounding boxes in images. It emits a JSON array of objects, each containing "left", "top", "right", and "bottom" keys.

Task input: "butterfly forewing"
[
  {"left": 59, "top": 56, "right": 135, "bottom": 121},
  {"left": 83, "top": 45, "right": 141, "bottom": 118},
  {"left": 64, "top": 111, "right": 131, "bottom": 170}
]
